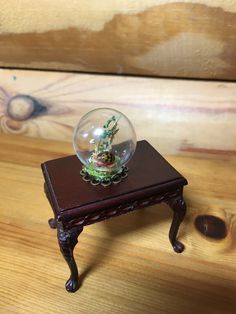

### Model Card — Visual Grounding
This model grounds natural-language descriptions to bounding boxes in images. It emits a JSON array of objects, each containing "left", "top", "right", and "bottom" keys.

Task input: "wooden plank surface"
[
  {"left": 1, "top": 69, "right": 236, "bottom": 157},
  {"left": 0, "top": 1, "right": 236, "bottom": 80},
  {"left": 0, "top": 133, "right": 235, "bottom": 313}
]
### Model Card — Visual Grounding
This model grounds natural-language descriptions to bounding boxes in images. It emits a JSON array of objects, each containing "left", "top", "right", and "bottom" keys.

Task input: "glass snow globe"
[{"left": 73, "top": 108, "right": 136, "bottom": 186}]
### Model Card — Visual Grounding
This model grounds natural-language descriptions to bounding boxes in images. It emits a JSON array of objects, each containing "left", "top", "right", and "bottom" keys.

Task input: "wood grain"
[
  {"left": 1, "top": 69, "right": 236, "bottom": 157},
  {"left": 0, "top": 133, "right": 235, "bottom": 313},
  {"left": 0, "top": 1, "right": 236, "bottom": 80}
]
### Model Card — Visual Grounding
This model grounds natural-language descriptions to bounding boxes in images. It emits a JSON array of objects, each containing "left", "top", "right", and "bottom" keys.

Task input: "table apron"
[{"left": 60, "top": 188, "right": 184, "bottom": 230}]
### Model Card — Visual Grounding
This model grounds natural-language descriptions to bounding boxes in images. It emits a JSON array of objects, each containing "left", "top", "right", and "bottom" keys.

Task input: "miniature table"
[{"left": 41, "top": 140, "right": 188, "bottom": 292}]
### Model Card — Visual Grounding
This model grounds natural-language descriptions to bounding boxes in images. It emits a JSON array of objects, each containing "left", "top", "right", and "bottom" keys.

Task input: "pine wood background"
[
  {"left": 0, "top": 69, "right": 235, "bottom": 157},
  {"left": 0, "top": 0, "right": 236, "bottom": 80},
  {"left": 0, "top": 134, "right": 236, "bottom": 313}
]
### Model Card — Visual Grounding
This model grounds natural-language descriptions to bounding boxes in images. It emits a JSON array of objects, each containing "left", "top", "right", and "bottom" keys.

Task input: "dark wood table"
[{"left": 42, "top": 140, "right": 188, "bottom": 292}]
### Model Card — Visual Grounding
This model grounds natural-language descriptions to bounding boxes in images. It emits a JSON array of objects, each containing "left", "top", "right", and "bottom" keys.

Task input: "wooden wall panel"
[
  {"left": 0, "top": 1, "right": 236, "bottom": 80},
  {"left": 0, "top": 69, "right": 235, "bottom": 156}
]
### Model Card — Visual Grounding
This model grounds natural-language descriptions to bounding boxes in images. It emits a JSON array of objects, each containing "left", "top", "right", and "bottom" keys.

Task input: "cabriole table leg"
[
  {"left": 57, "top": 222, "right": 83, "bottom": 292},
  {"left": 165, "top": 193, "right": 187, "bottom": 253}
]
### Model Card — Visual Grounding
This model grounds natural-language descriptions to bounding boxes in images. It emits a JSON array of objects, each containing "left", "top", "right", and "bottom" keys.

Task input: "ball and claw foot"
[
  {"left": 172, "top": 240, "right": 185, "bottom": 253},
  {"left": 65, "top": 277, "right": 80, "bottom": 293}
]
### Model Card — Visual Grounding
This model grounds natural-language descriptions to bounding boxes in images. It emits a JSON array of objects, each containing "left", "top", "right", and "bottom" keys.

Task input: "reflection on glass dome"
[{"left": 73, "top": 108, "right": 136, "bottom": 186}]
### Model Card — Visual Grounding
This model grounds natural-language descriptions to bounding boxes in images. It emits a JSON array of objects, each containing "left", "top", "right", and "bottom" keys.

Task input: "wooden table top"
[
  {"left": 42, "top": 140, "right": 187, "bottom": 217},
  {"left": 0, "top": 133, "right": 236, "bottom": 314}
]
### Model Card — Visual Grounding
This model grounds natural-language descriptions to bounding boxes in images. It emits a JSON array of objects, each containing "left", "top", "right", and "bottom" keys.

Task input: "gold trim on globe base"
[{"left": 80, "top": 166, "right": 129, "bottom": 187}]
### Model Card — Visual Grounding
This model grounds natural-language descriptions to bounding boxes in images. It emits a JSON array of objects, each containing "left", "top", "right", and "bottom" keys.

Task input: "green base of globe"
[{"left": 80, "top": 164, "right": 128, "bottom": 186}]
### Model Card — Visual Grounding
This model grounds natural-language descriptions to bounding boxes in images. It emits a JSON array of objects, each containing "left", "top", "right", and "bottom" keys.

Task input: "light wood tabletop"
[{"left": 0, "top": 134, "right": 235, "bottom": 314}]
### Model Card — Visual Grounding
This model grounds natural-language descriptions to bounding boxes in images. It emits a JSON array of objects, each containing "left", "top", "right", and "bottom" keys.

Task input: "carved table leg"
[
  {"left": 165, "top": 193, "right": 186, "bottom": 253},
  {"left": 57, "top": 223, "right": 83, "bottom": 292}
]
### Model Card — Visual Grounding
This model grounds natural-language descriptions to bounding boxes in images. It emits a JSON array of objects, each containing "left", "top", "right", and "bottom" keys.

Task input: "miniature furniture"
[{"left": 41, "top": 140, "right": 188, "bottom": 292}]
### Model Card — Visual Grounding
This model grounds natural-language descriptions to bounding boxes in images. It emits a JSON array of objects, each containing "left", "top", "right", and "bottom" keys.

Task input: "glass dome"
[{"left": 73, "top": 108, "right": 136, "bottom": 185}]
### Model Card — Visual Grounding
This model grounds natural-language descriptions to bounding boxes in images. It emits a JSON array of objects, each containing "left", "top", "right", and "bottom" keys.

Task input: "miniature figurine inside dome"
[{"left": 73, "top": 108, "right": 136, "bottom": 186}]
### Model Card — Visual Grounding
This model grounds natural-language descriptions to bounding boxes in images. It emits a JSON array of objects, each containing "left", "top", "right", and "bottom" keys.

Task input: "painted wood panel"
[
  {"left": 0, "top": 1, "right": 236, "bottom": 80},
  {"left": 0, "top": 68, "right": 235, "bottom": 156}
]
